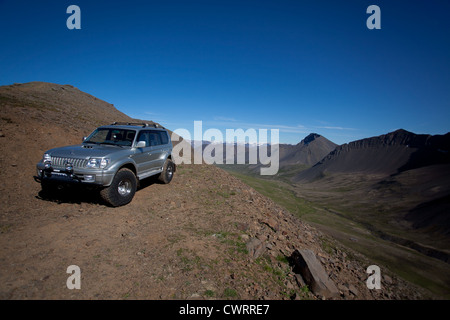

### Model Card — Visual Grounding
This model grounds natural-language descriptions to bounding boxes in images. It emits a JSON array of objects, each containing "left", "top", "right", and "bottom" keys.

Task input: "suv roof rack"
[{"left": 111, "top": 122, "right": 162, "bottom": 128}]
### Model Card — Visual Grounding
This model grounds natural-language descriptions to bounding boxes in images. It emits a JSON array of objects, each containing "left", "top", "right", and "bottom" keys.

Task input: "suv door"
[
  {"left": 133, "top": 131, "right": 154, "bottom": 175},
  {"left": 147, "top": 130, "right": 168, "bottom": 170}
]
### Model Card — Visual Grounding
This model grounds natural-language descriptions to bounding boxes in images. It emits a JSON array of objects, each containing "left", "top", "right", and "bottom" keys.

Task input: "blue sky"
[{"left": 0, "top": 0, "right": 449, "bottom": 145}]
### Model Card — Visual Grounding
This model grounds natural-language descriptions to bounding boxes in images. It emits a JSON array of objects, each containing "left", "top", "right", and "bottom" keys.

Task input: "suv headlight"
[
  {"left": 43, "top": 153, "right": 51, "bottom": 163},
  {"left": 86, "top": 158, "right": 110, "bottom": 169}
]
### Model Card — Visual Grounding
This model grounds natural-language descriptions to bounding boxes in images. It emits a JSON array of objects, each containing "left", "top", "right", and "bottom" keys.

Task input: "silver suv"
[{"left": 35, "top": 122, "right": 175, "bottom": 206}]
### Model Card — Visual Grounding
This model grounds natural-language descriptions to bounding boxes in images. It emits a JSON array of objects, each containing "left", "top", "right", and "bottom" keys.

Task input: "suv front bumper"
[{"left": 35, "top": 162, "right": 115, "bottom": 186}]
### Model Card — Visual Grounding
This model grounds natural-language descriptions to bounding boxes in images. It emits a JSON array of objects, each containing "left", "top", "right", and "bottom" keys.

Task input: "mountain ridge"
[
  {"left": 293, "top": 129, "right": 450, "bottom": 182},
  {"left": 298, "top": 133, "right": 322, "bottom": 146}
]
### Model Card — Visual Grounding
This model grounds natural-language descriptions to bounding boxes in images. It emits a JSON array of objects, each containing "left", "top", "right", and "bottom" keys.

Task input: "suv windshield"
[{"left": 84, "top": 128, "right": 136, "bottom": 147}]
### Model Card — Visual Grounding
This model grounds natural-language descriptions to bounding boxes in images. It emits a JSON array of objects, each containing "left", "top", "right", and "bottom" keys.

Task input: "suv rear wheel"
[{"left": 100, "top": 168, "right": 137, "bottom": 207}]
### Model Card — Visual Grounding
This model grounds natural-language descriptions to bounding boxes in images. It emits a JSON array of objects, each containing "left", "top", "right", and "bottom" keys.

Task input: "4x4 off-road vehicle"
[{"left": 35, "top": 122, "right": 176, "bottom": 207}]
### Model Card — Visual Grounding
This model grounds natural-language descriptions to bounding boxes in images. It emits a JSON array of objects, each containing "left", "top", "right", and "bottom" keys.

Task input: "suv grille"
[{"left": 51, "top": 157, "right": 87, "bottom": 168}]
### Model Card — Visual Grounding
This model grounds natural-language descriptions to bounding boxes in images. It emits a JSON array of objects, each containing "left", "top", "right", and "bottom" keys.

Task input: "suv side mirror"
[
  {"left": 136, "top": 141, "right": 146, "bottom": 148},
  {"left": 82, "top": 136, "right": 87, "bottom": 142}
]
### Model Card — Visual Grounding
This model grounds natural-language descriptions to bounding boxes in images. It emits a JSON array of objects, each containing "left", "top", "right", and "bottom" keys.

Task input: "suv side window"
[
  {"left": 159, "top": 131, "right": 169, "bottom": 145},
  {"left": 148, "top": 130, "right": 162, "bottom": 146},
  {"left": 137, "top": 130, "right": 169, "bottom": 147},
  {"left": 137, "top": 131, "right": 150, "bottom": 147}
]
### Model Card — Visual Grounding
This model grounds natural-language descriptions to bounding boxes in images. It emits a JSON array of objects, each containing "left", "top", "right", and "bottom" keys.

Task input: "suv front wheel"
[{"left": 100, "top": 168, "right": 137, "bottom": 207}]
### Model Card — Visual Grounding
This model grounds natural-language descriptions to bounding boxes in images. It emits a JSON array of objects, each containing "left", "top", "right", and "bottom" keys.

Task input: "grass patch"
[
  {"left": 254, "top": 254, "right": 305, "bottom": 299},
  {"left": 213, "top": 231, "right": 248, "bottom": 255},
  {"left": 320, "top": 237, "right": 337, "bottom": 255},
  {"left": 276, "top": 254, "right": 289, "bottom": 264},
  {"left": 204, "top": 290, "right": 215, "bottom": 298},
  {"left": 176, "top": 248, "right": 202, "bottom": 273},
  {"left": 223, "top": 287, "right": 238, "bottom": 298}
]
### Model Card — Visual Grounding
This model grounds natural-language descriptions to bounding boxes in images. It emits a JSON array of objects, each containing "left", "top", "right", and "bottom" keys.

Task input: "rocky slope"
[{"left": 0, "top": 82, "right": 430, "bottom": 299}]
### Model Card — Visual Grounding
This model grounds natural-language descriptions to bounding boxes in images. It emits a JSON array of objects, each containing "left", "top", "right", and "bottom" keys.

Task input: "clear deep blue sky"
[{"left": 0, "top": 0, "right": 449, "bottom": 145}]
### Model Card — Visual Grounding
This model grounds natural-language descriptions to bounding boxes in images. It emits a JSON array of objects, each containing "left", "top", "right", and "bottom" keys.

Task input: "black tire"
[
  {"left": 158, "top": 159, "right": 175, "bottom": 184},
  {"left": 100, "top": 168, "right": 137, "bottom": 207}
]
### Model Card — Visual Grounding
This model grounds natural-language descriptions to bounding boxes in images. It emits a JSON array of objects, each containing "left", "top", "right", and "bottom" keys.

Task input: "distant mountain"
[
  {"left": 293, "top": 129, "right": 450, "bottom": 182},
  {"left": 279, "top": 133, "right": 338, "bottom": 167},
  {"left": 213, "top": 133, "right": 337, "bottom": 177}
]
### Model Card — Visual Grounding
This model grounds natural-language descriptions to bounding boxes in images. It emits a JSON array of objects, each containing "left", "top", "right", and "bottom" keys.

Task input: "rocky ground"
[{"left": 0, "top": 161, "right": 428, "bottom": 299}]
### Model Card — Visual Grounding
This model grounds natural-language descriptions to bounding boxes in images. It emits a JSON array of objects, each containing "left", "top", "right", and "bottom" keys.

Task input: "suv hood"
[{"left": 46, "top": 144, "right": 127, "bottom": 159}]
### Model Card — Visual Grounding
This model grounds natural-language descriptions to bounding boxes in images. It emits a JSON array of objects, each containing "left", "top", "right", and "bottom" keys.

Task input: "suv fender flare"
[{"left": 103, "top": 160, "right": 138, "bottom": 187}]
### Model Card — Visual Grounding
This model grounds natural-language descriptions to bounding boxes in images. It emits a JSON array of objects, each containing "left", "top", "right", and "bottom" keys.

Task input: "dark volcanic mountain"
[
  {"left": 293, "top": 129, "right": 450, "bottom": 182},
  {"left": 279, "top": 133, "right": 338, "bottom": 167}
]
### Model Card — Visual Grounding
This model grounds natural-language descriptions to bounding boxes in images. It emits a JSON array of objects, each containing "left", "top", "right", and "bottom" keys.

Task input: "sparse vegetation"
[
  {"left": 203, "top": 290, "right": 215, "bottom": 297},
  {"left": 223, "top": 287, "right": 238, "bottom": 298}
]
